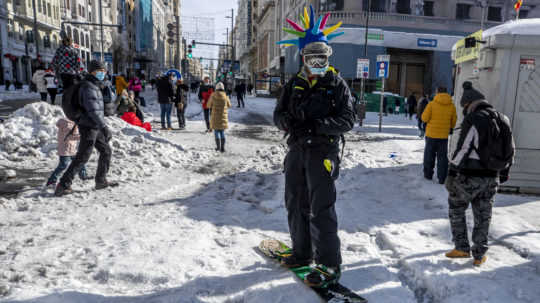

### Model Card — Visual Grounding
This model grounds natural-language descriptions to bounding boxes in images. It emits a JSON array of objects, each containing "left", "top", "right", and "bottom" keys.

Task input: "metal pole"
[
  {"left": 99, "top": 0, "right": 104, "bottom": 61},
  {"left": 31, "top": 0, "right": 40, "bottom": 60},
  {"left": 481, "top": 5, "right": 485, "bottom": 30},
  {"left": 231, "top": 8, "right": 234, "bottom": 60},
  {"left": 360, "top": 0, "right": 371, "bottom": 113},
  {"left": 379, "top": 78, "right": 384, "bottom": 132},
  {"left": 175, "top": 15, "right": 180, "bottom": 69}
]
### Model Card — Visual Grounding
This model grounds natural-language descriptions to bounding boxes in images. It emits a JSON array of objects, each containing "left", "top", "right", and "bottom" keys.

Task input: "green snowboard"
[{"left": 258, "top": 239, "right": 368, "bottom": 303}]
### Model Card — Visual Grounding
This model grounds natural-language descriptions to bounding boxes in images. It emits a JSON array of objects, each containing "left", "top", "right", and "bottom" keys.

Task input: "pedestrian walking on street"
[
  {"left": 156, "top": 74, "right": 175, "bottom": 130},
  {"left": 198, "top": 76, "right": 214, "bottom": 133},
  {"left": 44, "top": 69, "right": 58, "bottom": 104},
  {"left": 46, "top": 117, "right": 91, "bottom": 187},
  {"left": 408, "top": 93, "right": 417, "bottom": 120},
  {"left": 32, "top": 66, "right": 48, "bottom": 102},
  {"left": 417, "top": 94, "right": 429, "bottom": 138},
  {"left": 175, "top": 79, "right": 189, "bottom": 129},
  {"left": 273, "top": 9, "right": 354, "bottom": 288},
  {"left": 55, "top": 60, "right": 118, "bottom": 196},
  {"left": 51, "top": 30, "right": 82, "bottom": 90},
  {"left": 208, "top": 82, "right": 231, "bottom": 152},
  {"left": 421, "top": 87, "right": 457, "bottom": 184},
  {"left": 234, "top": 82, "right": 245, "bottom": 108},
  {"left": 445, "top": 81, "right": 514, "bottom": 266},
  {"left": 128, "top": 76, "right": 143, "bottom": 98}
]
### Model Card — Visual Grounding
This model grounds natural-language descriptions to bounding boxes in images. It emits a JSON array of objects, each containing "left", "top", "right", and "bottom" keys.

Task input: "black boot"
[
  {"left": 215, "top": 139, "right": 221, "bottom": 151},
  {"left": 220, "top": 138, "right": 225, "bottom": 153}
]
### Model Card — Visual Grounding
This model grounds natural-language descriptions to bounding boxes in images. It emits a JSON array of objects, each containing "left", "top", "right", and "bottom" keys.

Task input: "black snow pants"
[
  {"left": 284, "top": 139, "right": 342, "bottom": 267},
  {"left": 59, "top": 126, "right": 112, "bottom": 187},
  {"left": 424, "top": 137, "right": 449, "bottom": 184}
]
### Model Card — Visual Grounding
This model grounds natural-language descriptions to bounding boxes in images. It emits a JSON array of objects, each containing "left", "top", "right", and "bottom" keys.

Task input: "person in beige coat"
[
  {"left": 46, "top": 117, "right": 90, "bottom": 187},
  {"left": 207, "top": 82, "right": 231, "bottom": 152}
]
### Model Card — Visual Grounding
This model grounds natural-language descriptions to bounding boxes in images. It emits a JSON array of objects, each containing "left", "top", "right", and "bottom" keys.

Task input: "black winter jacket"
[
  {"left": 450, "top": 101, "right": 508, "bottom": 177},
  {"left": 78, "top": 75, "right": 106, "bottom": 129},
  {"left": 274, "top": 68, "right": 355, "bottom": 145},
  {"left": 175, "top": 84, "right": 189, "bottom": 107},
  {"left": 156, "top": 77, "right": 174, "bottom": 104},
  {"left": 198, "top": 84, "right": 214, "bottom": 101}
]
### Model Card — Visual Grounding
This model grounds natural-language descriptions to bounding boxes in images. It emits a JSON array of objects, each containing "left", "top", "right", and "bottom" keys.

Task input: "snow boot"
[
  {"left": 95, "top": 181, "right": 120, "bottom": 190},
  {"left": 215, "top": 139, "right": 221, "bottom": 151},
  {"left": 220, "top": 138, "right": 225, "bottom": 153},
  {"left": 445, "top": 249, "right": 471, "bottom": 258},
  {"left": 304, "top": 264, "right": 341, "bottom": 288},
  {"left": 46, "top": 179, "right": 56, "bottom": 188},
  {"left": 473, "top": 256, "right": 487, "bottom": 266},
  {"left": 54, "top": 183, "right": 72, "bottom": 197}
]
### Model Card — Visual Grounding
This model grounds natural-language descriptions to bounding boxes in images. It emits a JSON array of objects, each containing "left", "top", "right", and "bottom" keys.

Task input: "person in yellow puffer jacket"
[
  {"left": 421, "top": 87, "right": 457, "bottom": 184},
  {"left": 115, "top": 74, "right": 129, "bottom": 96}
]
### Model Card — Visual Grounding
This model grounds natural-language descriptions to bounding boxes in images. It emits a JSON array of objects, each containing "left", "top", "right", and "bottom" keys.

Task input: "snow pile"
[
  {"left": 0, "top": 102, "right": 192, "bottom": 181},
  {"left": 483, "top": 18, "right": 540, "bottom": 38}
]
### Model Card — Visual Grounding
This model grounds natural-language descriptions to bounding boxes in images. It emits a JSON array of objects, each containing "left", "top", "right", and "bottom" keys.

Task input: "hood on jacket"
[{"left": 433, "top": 93, "right": 453, "bottom": 106}]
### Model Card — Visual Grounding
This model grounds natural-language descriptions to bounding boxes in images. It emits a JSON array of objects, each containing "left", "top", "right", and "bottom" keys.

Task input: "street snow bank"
[{"left": 0, "top": 102, "right": 193, "bottom": 181}]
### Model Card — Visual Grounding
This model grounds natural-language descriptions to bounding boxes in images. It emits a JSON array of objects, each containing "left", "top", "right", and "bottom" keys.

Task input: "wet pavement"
[{"left": 0, "top": 98, "right": 41, "bottom": 121}]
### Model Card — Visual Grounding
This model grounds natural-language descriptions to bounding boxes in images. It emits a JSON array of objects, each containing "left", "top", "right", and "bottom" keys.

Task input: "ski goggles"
[{"left": 304, "top": 54, "right": 329, "bottom": 69}]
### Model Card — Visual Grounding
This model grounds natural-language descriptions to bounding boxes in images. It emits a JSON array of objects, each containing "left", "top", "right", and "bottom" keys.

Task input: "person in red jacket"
[
  {"left": 121, "top": 105, "right": 152, "bottom": 132},
  {"left": 198, "top": 76, "right": 214, "bottom": 132}
]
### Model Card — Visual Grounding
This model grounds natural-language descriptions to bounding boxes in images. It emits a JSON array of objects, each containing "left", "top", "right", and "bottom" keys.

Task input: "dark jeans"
[
  {"left": 284, "top": 143, "right": 342, "bottom": 267},
  {"left": 47, "top": 88, "right": 58, "bottom": 104},
  {"left": 177, "top": 108, "right": 185, "bottom": 128},
  {"left": 40, "top": 92, "right": 47, "bottom": 101},
  {"left": 237, "top": 94, "right": 245, "bottom": 107},
  {"left": 214, "top": 129, "right": 225, "bottom": 139},
  {"left": 424, "top": 137, "right": 449, "bottom": 183},
  {"left": 203, "top": 109, "right": 211, "bottom": 130},
  {"left": 59, "top": 126, "right": 112, "bottom": 187},
  {"left": 160, "top": 103, "right": 172, "bottom": 128},
  {"left": 48, "top": 156, "right": 87, "bottom": 183}
]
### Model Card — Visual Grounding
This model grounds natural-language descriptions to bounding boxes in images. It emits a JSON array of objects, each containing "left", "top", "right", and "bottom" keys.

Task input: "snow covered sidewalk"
[{"left": 0, "top": 93, "right": 539, "bottom": 303}]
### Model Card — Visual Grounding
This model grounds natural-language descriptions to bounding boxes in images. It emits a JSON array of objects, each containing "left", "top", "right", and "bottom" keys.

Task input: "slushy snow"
[{"left": 0, "top": 91, "right": 539, "bottom": 303}]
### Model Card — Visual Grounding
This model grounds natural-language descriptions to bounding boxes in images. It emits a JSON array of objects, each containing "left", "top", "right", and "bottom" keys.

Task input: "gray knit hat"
[
  {"left": 460, "top": 81, "right": 485, "bottom": 107},
  {"left": 88, "top": 60, "right": 105, "bottom": 73}
]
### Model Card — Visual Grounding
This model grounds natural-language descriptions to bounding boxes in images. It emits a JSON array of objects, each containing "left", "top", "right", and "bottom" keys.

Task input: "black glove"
[
  {"left": 499, "top": 174, "right": 509, "bottom": 184},
  {"left": 102, "top": 126, "right": 112, "bottom": 142},
  {"left": 279, "top": 113, "right": 292, "bottom": 131}
]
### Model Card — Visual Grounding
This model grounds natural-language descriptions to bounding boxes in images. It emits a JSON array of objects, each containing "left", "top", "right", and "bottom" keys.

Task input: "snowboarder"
[
  {"left": 55, "top": 60, "right": 118, "bottom": 196},
  {"left": 207, "top": 82, "right": 231, "bottom": 152},
  {"left": 421, "top": 87, "right": 457, "bottom": 184},
  {"left": 273, "top": 7, "right": 354, "bottom": 288},
  {"left": 445, "top": 81, "right": 514, "bottom": 266}
]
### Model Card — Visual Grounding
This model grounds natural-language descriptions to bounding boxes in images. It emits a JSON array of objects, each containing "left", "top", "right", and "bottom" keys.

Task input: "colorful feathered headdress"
[{"left": 277, "top": 5, "right": 344, "bottom": 50}]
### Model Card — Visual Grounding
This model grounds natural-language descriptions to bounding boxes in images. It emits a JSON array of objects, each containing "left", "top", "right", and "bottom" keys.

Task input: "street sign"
[
  {"left": 104, "top": 53, "right": 113, "bottom": 63},
  {"left": 376, "top": 54, "right": 390, "bottom": 79},
  {"left": 166, "top": 69, "right": 182, "bottom": 81},
  {"left": 417, "top": 38, "right": 438, "bottom": 48},
  {"left": 356, "top": 59, "right": 369, "bottom": 79}
]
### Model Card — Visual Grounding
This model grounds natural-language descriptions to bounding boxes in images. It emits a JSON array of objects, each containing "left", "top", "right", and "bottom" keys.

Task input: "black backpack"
[
  {"left": 61, "top": 82, "right": 84, "bottom": 122},
  {"left": 480, "top": 109, "right": 515, "bottom": 171}
]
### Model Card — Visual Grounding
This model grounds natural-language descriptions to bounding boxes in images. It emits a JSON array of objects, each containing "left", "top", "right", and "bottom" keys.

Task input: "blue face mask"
[
  {"left": 96, "top": 71, "right": 106, "bottom": 81},
  {"left": 309, "top": 66, "right": 328, "bottom": 76}
]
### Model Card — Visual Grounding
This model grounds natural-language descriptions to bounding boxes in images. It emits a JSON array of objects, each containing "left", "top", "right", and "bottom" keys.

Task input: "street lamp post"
[{"left": 31, "top": 0, "right": 40, "bottom": 62}]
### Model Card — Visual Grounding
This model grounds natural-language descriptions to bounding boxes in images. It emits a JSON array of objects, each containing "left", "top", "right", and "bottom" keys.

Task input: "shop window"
[
  {"left": 456, "top": 3, "right": 471, "bottom": 20},
  {"left": 424, "top": 1, "right": 434, "bottom": 16},
  {"left": 487, "top": 6, "right": 501, "bottom": 21},
  {"left": 396, "top": 0, "right": 411, "bottom": 14},
  {"left": 363, "top": 0, "right": 386, "bottom": 12},
  {"left": 319, "top": 0, "right": 344, "bottom": 11}
]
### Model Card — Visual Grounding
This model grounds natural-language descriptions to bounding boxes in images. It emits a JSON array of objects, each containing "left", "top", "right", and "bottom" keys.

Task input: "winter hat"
[
  {"left": 460, "top": 81, "right": 485, "bottom": 107},
  {"left": 88, "top": 60, "right": 105, "bottom": 73},
  {"left": 216, "top": 82, "right": 224, "bottom": 91}
]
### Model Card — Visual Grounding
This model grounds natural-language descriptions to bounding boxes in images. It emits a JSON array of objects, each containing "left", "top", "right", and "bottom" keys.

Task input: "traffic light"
[
  {"left": 187, "top": 44, "right": 192, "bottom": 58},
  {"left": 191, "top": 40, "right": 196, "bottom": 48}
]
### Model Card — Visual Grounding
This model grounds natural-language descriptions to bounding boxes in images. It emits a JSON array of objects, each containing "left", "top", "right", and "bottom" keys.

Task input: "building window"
[
  {"left": 319, "top": 0, "right": 344, "bottom": 11},
  {"left": 7, "top": 19, "right": 14, "bottom": 38},
  {"left": 424, "top": 1, "right": 434, "bottom": 16},
  {"left": 456, "top": 3, "right": 471, "bottom": 19},
  {"left": 396, "top": 0, "right": 411, "bottom": 14},
  {"left": 363, "top": 0, "right": 385, "bottom": 12},
  {"left": 89, "top": 11, "right": 92, "bottom": 22},
  {"left": 80, "top": 32, "right": 84, "bottom": 47},
  {"left": 519, "top": 10, "right": 529, "bottom": 19},
  {"left": 487, "top": 6, "right": 501, "bottom": 21},
  {"left": 47, "top": 3, "right": 51, "bottom": 17},
  {"left": 38, "top": 0, "right": 42, "bottom": 13},
  {"left": 86, "top": 35, "right": 89, "bottom": 47},
  {"left": 73, "top": 29, "right": 79, "bottom": 44}
]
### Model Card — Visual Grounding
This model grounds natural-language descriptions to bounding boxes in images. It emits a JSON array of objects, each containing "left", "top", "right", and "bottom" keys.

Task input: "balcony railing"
[{"left": 320, "top": 11, "right": 502, "bottom": 29}]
